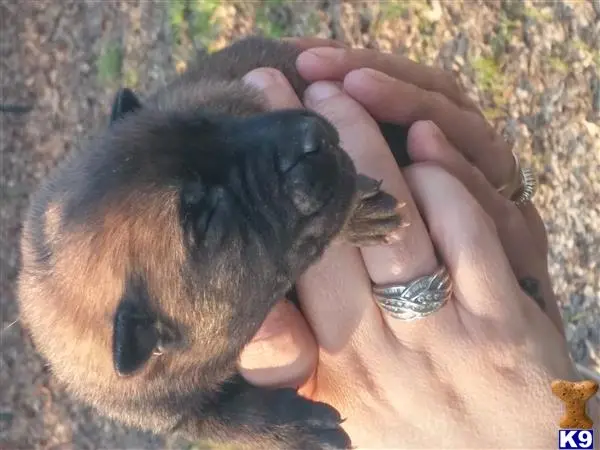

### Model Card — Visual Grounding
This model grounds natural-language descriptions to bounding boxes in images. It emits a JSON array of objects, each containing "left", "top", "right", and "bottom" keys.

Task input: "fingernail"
[
  {"left": 359, "top": 68, "right": 395, "bottom": 84},
  {"left": 303, "top": 47, "right": 344, "bottom": 61},
  {"left": 304, "top": 82, "right": 342, "bottom": 104},
  {"left": 424, "top": 120, "right": 447, "bottom": 145},
  {"left": 242, "top": 68, "right": 279, "bottom": 89},
  {"left": 248, "top": 302, "right": 291, "bottom": 342},
  {"left": 238, "top": 300, "right": 317, "bottom": 388}
]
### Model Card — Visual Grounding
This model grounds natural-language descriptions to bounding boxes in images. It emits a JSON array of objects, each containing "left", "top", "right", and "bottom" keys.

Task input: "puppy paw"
[
  {"left": 262, "top": 388, "right": 351, "bottom": 449},
  {"left": 184, "top": 375, "right": 351, "bottom": 449},
  {"left": 340, "top": 174, "right": 405, "bottom": 246}
]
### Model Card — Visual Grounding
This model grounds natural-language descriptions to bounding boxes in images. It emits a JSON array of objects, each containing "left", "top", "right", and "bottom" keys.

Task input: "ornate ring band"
[
  {"left": 496, "top": 151, "right": 523, "bottom": 199},
  {"left": 510, "top": 166, "right": 537, "bottom": 205},
  {"left": 496, "top": 151, "right": 537, "bottom": 205},
  {"left": 372, "top": 266, "right": 453, "bottom": 321}
]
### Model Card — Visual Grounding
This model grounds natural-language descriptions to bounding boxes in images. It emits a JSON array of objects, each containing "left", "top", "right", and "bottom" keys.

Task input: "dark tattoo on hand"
[{"left": 518, "top": 277, "right": 545, "bottom": 311}]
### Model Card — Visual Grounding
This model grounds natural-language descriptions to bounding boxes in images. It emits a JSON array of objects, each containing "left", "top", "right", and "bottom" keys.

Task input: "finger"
[
  {"left": 407, "top": 121, "right": 541, "bottom": 250},
  {"left": 243, "top": 67, "right": 303, "bottom": 109},
  {"left": 296, "top": 243, "right": 386, "bottom": 354},
  {"left": 283, "top": 37, "right": 348, "bottom": 51},
  {"left": 238, "top": 299, "right": 317, "bottom": 389},
  {"left": 302, "top": 82, "right": 456, "bottom": 340},
  {"left": 296, "top": 46, "right": 478, "bottom": 112},
  {"left": 406, "top": 121, "right": 564, "bottom": 333},
  {"left": 403, "top": 163, "right": 526, "bottom": 324},
  {"left": 342, "top": 68, "right": 515, "bottom": 193}
]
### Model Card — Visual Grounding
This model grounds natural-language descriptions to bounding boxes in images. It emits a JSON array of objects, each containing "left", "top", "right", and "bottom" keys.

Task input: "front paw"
[
  {"left": 340, "top": 174, "right": 405, "bottom": 246},
  {"left": 186, "top": 375, "right": 351, "bottom": 450},
  {"left": 261, "top": 388, "right": 351, "bottom": 450}
]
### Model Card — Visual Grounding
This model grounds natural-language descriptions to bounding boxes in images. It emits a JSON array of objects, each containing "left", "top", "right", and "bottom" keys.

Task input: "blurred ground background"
[{"left": 1, "top": 0, "right": 599, "bottom": 448}]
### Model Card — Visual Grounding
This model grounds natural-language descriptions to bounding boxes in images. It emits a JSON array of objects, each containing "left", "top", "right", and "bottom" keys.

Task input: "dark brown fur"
[{"left": 17, "top": 36, "right": 411, "bottom": 449}]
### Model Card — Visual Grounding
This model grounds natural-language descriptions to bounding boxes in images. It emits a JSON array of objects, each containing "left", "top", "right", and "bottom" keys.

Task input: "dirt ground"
[{"left": 1, "top": 0, "right": 598, "bottom": 448}]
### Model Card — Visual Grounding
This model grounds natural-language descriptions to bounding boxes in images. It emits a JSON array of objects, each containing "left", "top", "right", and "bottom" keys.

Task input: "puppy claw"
[
  {"left": 189, "top": 378, "right": 351, "bottom": 449},
  {"left": 356, "top": 174, "right": 384, "bottom": 200},
  {"left": 340, "top": 174, "right": 405, "bottom": 246}
]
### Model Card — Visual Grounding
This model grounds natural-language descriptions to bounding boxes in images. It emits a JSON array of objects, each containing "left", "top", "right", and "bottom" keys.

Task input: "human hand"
[
  {"left": 293, "top": 44, "right": 564, "bottom": 333},
  {"left": 236, "top": 63, "right": 595, "bottom": 448},
  {"left": 237, "top": 42, "right": 563, "bottom": 386}
]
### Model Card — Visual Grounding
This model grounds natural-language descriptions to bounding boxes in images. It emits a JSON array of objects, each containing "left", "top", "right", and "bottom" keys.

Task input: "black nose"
[{"left": 278, "top": 114, "right": 339, "bottom": 174}]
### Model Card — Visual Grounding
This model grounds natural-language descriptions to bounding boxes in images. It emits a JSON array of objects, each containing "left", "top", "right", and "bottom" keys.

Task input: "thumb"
[{"left": 238, "top": 299, "right": 318, "bottom": 389}]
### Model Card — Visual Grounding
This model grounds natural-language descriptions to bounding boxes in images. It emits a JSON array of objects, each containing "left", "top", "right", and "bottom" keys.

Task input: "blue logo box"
[{"left": 558, "top": 429, "right": 595, "bottom": 449}]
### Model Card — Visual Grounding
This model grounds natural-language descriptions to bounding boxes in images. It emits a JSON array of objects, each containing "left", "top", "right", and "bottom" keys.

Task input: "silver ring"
[
  {"left": 511, "top": 166, "right": 537, "bottom": 205},
  {"left": 496, "top": 151, "right": 523, "bottom": 199},
  {"left": 372, "top": 266, "right": 453, "bottom": 321}
]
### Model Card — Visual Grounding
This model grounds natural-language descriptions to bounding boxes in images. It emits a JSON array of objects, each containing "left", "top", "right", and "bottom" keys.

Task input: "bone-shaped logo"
[{"left": 551, "top": 379, "right": 598, "bottom": 429}]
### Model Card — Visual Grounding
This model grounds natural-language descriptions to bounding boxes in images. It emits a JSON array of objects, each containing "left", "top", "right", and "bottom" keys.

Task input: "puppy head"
[{"left": 75, "top": 87, "right": 359, "bottom": 378}]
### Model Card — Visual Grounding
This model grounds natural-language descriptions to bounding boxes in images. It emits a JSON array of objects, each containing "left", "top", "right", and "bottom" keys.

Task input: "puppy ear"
[{"left": 110, "top": 87, "right": 142, "bottom": 125}]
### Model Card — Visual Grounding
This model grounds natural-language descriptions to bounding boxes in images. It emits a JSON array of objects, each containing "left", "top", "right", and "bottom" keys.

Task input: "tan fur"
[{"left": 16, "top": 36, "right": 406, "bottom": 447}]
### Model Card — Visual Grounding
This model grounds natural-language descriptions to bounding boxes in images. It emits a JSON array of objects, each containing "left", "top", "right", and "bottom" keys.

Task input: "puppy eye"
[{"left": 153, "top": 321, "right": 182, "bottom": 355}]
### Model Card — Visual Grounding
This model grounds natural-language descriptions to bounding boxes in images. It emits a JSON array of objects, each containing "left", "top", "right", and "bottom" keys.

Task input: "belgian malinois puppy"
[{"left": 18, "top": 36, "right": 411, "bottom": 449}]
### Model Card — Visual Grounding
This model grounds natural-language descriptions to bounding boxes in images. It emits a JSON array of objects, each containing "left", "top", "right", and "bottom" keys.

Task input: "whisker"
[{"left": 1, "top": 317, "right": 20, "bottom": 335}]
